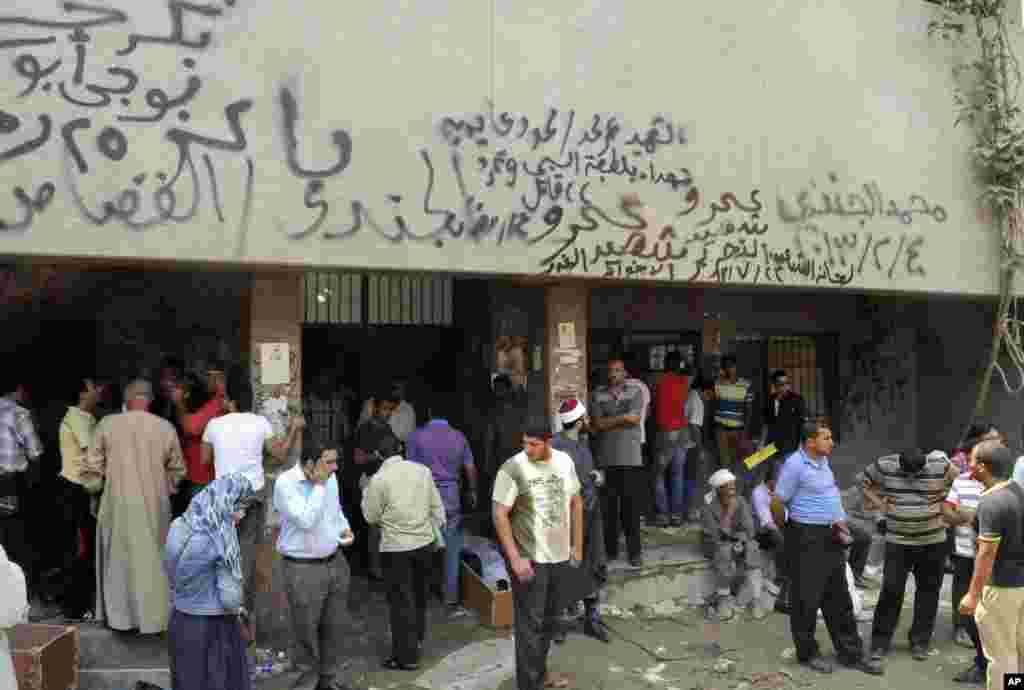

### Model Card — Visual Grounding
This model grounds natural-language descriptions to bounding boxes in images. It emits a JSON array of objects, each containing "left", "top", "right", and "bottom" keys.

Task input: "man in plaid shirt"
[{"left": 0, "top": 375, "right": 44, "bottom": 598}]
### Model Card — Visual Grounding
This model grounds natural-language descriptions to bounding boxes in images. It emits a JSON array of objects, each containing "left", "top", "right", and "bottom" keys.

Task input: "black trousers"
[
  {"left": 848, "top": 522, "right": 872, "bottom": 579},
  {"left": 603, "top": 467, "right": 644, "bottom": 561},
  {"left": 786, "top": 522, "right": 865, "bottom": 663},
  {"left": 512, "top": 561, "right": 570, "bottom": 690},
  {"left": 381, "top": 545, "right": 432, "bottom": 667},
  {"left": 0, "top": 471, "right": 31, "bottom": 591},
  {"left": 756, "top": 528, "right": 786, "bottom": 581},
  {"left": 952, "top": 555, "right": 987, "bottom": 670},
  {"left": 56, "top": 476, "right": 95, "bottom": 616},
  {"left": 237, "top": 499, "right": 265, "bottom": 616},
  {"left": 870, "top": 541, "right": 946, "bottom": 650}
]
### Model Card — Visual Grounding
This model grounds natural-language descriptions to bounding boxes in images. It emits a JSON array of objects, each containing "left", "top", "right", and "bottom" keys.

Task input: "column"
[
  {"left": 545, "top": 283, "right": 590, "bottom": 422},
  {"left": 247, "top": 270, "right": 304, "bottom": 650}
]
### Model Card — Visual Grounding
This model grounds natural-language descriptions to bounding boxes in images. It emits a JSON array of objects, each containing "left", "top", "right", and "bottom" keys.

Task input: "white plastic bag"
[{"left": 845, "top": 561, "right": 863, "bottom": 618}]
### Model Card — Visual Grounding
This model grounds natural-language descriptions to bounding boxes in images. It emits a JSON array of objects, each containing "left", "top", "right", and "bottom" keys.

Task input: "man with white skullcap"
[
  {"left": 701, "top": 467, "right": 762, "bottom": 621},
  {"left": 551, "top": 399, "right": 609, "bottom": 643}
]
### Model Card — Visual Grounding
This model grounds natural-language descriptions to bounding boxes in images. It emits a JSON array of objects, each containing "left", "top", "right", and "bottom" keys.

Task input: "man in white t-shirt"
[
  {"left": 200, "top": 371, "right": 304, "bottom": 638},
  {"left": 493, "top": 423, "right": 583, "bottom": 690}
]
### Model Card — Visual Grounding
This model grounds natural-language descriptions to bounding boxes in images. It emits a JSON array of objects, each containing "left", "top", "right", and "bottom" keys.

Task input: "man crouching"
[{"left": 702, "top": 468, "right": 764, "bottom": 621}]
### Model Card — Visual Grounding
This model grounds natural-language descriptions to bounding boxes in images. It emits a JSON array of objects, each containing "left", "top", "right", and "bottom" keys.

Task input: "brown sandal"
[{"left": 544, "top": 672, "right": 571, "bottom": 688}]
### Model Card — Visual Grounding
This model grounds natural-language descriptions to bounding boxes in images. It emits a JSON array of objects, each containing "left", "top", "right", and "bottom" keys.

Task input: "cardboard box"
[
  {"left": 462, "top": 563, "right": 513, "bottom": 629},
  {"left": 12, "top": 624, "right": 80, "bottom": 690}
]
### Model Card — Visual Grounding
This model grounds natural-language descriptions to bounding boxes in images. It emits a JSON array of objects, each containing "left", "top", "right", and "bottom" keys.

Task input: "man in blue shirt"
[
  {"left": 275, "top": 443, "right": 361, "bottom": 690},
  {"left": 770, "top": 422, "right": 882, "bottom": 677}
]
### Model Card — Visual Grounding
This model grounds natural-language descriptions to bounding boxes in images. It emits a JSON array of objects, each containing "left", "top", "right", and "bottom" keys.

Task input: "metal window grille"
[
  {"left": 766, "top": 336, "right": 827, "bottom": 422},
  {"left": 304, "top": 272, "right": 363, "bottom": 324},
  {"left": 303, "top": 272, "right": 453, "bottom": 326}
]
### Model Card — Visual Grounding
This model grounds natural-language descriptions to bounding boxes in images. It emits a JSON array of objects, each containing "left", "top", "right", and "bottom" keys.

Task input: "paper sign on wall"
[
  {"left": 558, "top": 322, "right": 576, "bottom": 349},
  {"left": 260, "top": 343, "right": 290, "bottom": 385}
]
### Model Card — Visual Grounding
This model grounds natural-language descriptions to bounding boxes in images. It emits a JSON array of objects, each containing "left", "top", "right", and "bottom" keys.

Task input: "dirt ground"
[{"left": 260, "top": 575, "right": 982, "bottom": 690}]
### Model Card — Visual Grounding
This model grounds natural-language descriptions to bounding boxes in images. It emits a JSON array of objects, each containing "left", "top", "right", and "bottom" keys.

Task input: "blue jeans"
[
  {"left": 442, "top": 523, "right": 464, "bottom": 605},
  {"left": 655, "top": 445, "right": 688, "bottom": 516}
]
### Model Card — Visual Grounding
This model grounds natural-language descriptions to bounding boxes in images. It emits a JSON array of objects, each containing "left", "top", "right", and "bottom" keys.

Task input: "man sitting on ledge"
[{"left": 701, "top": 468, "right": 763, "bottom": 621}]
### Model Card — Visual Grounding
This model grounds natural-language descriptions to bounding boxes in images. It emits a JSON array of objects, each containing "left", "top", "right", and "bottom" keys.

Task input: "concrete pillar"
[
  {"left": 545, "top": 283, "right": 590, "bottom": 423},
  {"left": 247, "top": 271, "right": 304, "bottom": 649}
]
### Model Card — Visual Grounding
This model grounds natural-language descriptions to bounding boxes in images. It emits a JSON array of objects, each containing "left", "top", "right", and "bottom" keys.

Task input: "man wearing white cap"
[
  {"left": 701, "top": 468, "right": 762, "bottom": 621},
  {"left": 551, "top": 399, "right": 609, "bottom": 643}
]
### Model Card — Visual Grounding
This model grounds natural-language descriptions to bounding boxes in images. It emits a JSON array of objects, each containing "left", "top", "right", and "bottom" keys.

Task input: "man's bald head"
[{"left": 124, "top": 379, "right": 153, "bottom": 411}]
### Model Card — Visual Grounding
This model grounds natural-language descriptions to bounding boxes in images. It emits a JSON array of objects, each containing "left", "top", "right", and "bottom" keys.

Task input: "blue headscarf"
[{"left": 182, "top": 474, "right": 254, "bottom": 581}]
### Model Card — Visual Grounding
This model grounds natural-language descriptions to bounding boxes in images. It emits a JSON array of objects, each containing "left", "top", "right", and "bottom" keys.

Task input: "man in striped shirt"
[
  {"left": 863, "top": 449, "right": 958, "bottom": 664},
  {"left": 713, "top": 355, "right": 753, "bottom": 492}
]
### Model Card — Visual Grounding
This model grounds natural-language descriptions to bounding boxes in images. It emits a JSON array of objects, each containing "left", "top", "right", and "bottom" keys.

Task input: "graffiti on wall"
[
  {"left": 0, "top": 2, "right": 957, "bottom": 292},
  {"left": 839, "top": 340, "right": 913, "bottom": 434},
  {"left": 0, "top": 1, "right": 352, "bottom": 247}
]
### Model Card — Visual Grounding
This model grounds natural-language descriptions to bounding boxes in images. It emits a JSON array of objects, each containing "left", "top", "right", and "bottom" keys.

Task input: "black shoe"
[
  {"left": 839, "top": 655, "right": 884, "bottom": 676},
  {"left": 628, "top": 556, "right": 644, "bottom": 568},
  {"left": 953, "top": 664, "right": 986, "bottom": 684},
  {"left": 773, "top": 599, "right": 790, "bottom": 615},
  {"left": 382, "top": 657, "right": 420, "bottom": 671},
  {"left": 801, "top": 657, "right": 833, "bottom": 674},
  {"left": 584, "top": 616, "right": 610, "bottom": 643},
  {"left": 911, "top": 644, "right": 930, "bottom": 661}
]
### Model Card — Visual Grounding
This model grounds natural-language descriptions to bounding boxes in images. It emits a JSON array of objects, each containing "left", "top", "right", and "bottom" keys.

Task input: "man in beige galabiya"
[{"left": 81, "top": 379, "right": 186, "bottom": 634}]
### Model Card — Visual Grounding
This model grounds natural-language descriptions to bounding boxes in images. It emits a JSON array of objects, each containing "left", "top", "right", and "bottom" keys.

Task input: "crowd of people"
[{"left": 4, "top": 347, "right": 1024, "bottom": 690}]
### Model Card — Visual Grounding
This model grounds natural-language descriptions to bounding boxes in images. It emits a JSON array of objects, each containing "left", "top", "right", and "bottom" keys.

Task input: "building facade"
[{"left": 1, "top": 0, "right": 1020, "bottom": 640}]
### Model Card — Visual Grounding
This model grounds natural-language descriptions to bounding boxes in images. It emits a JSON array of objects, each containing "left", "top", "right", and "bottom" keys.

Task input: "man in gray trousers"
[
  {"left": 493, "top": 421, "right": 583, "bottom": 690},
  {"left": 274, "top": 443, "right": 362, "bottom": 690}
]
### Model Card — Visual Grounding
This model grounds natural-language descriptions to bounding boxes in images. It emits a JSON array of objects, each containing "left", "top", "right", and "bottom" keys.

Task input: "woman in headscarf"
[
  {"left": 0, "top": 544, "right": 28, "bottom": 690},
  {"left": 164, "top": 474, "right": 255, "bottom": 690}
]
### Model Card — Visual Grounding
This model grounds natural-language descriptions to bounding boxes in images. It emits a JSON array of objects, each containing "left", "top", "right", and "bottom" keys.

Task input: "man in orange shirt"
[
  {"left": 171, "top": 360, "right": 227, "bottom": 517},
  {"left": 653, "top": 351, "right": 690, "bottom": 527}
]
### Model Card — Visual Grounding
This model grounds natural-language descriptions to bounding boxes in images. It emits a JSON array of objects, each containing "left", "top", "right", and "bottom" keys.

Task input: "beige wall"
[{"left": 0, "top": 1, "right": 1005, "bottom": 296}]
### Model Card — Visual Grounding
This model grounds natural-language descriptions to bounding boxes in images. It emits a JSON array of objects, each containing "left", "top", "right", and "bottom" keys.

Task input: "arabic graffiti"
[
  {"left": 839, "top": 341, "right": 912, "bottom": 434},
  {"left": 776, "top": 173, "right": 948, "bottom": 228},
  {"left": 0, "top": 1, "right": 352, "bottom": 247}
]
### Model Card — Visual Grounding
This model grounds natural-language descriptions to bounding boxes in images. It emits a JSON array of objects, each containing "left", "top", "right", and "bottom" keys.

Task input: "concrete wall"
[
  {"left": 589, "top": 286, "right": 943, "bottom": 486},
  {"left": 0, "top": 0, "right": 1005, "bottom": 297}
]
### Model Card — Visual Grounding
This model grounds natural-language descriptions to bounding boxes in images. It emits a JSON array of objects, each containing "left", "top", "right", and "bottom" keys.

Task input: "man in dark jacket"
[
  {"left": 760, "top": 370, "right": 806, "bottom": 457},
  {"left": 551, "top": 398, "right": 609, "bottom": 643}
]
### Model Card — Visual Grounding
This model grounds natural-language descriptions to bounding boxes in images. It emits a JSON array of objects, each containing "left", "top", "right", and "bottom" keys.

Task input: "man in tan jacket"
[{"left": 82, "top": 379, "right": 185, "bottom": 634}]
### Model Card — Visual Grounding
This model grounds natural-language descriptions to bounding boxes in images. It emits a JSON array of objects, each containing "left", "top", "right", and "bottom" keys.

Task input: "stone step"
[{"left": 78, "top": 623, "right": 168, "bottom": 669}]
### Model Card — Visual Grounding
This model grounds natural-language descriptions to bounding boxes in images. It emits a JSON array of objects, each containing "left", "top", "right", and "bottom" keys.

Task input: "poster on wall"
[{"left": 260, "top": 343, "right": 291, "bottom": 385}]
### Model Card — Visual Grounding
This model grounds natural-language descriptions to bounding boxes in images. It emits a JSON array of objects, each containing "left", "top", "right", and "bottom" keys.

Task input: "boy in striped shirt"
[{"left": 943, "top": 469, "right": 987, "bottom": 684}]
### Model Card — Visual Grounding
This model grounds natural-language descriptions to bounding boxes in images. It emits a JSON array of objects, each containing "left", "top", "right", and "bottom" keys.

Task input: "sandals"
[
  {"left": 544, "top": 672, "right": 571, "bottom": 688},
  {"left": 382, "top": 657, "right": 419, "bottom": 671}
]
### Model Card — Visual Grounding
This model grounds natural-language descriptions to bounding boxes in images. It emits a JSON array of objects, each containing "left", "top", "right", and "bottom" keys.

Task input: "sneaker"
[
  {"left": 839, "top": 655, "right": 884, "bottom": 676},
  {"left": 955, "top": 627, "right": 974, "bottom": 648},
  {"left": 669, "top": 516, "right": 684, "bottom": 528},
  {"left": 953, "top": 664, "right": 986, "bottom": 684},
  {"left": 654, "top": 515, "right": 670, "bottom": 528}
]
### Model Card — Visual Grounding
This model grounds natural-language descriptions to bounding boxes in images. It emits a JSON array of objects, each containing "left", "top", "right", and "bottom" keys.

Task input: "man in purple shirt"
[{"left": 407, "top": 401, "right": 479, "bottom": 613}]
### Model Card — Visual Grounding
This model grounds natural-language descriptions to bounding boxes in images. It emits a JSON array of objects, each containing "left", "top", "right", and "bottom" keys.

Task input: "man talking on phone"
[
  {"left": 493, "top": 421, "right": 583, "bottom": 690},
  {"left": 274, "top": 443, "right": 361, "bottom": 690}
]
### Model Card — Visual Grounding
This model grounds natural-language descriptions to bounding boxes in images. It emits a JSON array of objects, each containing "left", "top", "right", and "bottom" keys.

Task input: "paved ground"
[{"left": 254, "top": 571, "right": 984, "bottom": 690}]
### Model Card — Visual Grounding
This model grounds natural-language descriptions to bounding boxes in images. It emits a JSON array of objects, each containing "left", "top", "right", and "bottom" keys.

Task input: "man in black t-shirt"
[{"left": 959, "top": 440, "right": 1024, "bottom": 689}]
